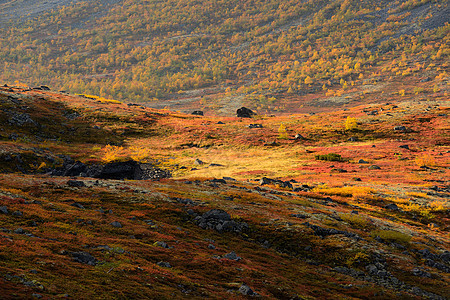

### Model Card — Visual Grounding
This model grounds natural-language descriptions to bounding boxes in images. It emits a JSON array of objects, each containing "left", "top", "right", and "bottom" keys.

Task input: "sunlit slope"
[{"left": 0, "top": 0, "right": 448, "bottom": 113}]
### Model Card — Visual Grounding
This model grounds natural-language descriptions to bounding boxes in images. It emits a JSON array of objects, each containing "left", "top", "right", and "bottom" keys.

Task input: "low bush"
[
  {"left": 370, "top": 229, "right": 411, "bottom": 244},
  {"left": 315, "top": 153, "right": 344, "bottom": 161}
]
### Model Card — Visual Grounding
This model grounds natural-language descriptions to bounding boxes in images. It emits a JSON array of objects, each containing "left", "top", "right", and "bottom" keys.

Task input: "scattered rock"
[
  {"left": 412, "top": 268, "right": 432, "bottom": 278},
  {"left": 385, "top": 203, "right": 399, "bottom": 211},
  {"left": 303, "top": 222, "right": 361, "bottom": 240},
  {"left": 348, "top": 137, "right": 358, "bottom": 142},
  {"left": 70, "top": 251, "right": 98, "bottom": 265},
  {"left": 223, "top": 251, "right": 241, "bottom": 261},
  {"left": 14, "top": 228, "right": 25, "bottom": 234},
  {"left": 248, "top": 124, "right": 263, "bottom": 129},
  {"left": 0, "top": 206, "right": 8, "bottom": 214},
  {"left": 399, "top": 145, "right": 409, "bottom": 149},
  {"left": 110, "top": 221, "right": 122, "bottom": 228},
  {"left": 394, "top": 126, "right": 410, "bottom": 132},
  {"left": 294, "top": 133, "right": 305, "bottom": 140},
  {"left": 259, "top": 177, "right": 293, "bottom": 189},
  {"left": 191, "top": 111, "right": 203, "bottom": 116},
  {"left": 67, "top": 180, "right": 85, "bottom": 187},
  {"left": 194, "top": 158, "right": 205, "bottom": 165},
  {"left": 368, "top": 165, "right": 381, "bottom": 170},
  {"left": 70, "top": 202, "right": 85, "bottom": 209},
  {"left": 239, "top": 284, "right": 255, "bottom": 296},
  {"left": 358, "top": 159, "right": 369, "bottom": 164},
  {"left": 156, "top": 261, "right": 172, "bottom": 268},
  {"left": 194, "top": 209, "right": 248, "bottom": 234},
  {"left": 331, "top": 168, "right": 347, "bottom": 173},
  {"left": 155, "top": 241, "right": 170, "bottom": 249},
  {"left": 8, "top": 112, "right": 36, "bottom": 127},
  {"left": 12, "top": 211, "right": 23, "bottom": 217}
]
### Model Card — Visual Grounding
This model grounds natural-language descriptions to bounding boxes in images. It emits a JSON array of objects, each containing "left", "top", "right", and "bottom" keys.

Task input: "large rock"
[
  {"left": 70, "top": 251, "right": 98, "bottom": 265},
  {"left": 51, "top": 159, "right": 170, "bottom": 180},
  {"left": 236, "top": 107, "right": 256, "bottom": 118},
  {"left": 194, "top": 209, "right": 248, "bottom": 234}
]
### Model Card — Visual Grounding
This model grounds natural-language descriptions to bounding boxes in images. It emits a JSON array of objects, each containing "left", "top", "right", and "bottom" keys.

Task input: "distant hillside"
[{"left": 0, "top": 0, "right": 448, "bottom": 114}]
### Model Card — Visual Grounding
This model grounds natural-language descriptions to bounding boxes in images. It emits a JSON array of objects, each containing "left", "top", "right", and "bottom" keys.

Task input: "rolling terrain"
[
  {"left": 0, "top": 0, "right": 449, "bottom": 298},
  {"left": 0, "top": 83, "right": 448, "bottom": 299},
  {"left": 0, "top": 0, "right": 448, "bottom": 114}
]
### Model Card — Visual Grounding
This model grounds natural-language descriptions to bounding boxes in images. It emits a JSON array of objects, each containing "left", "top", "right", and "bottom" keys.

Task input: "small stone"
[
  {"left": 208, "top": 244, "right": 216, "bottom": 249},
  {"left": 224, "top": 251, "right": 241, "bottom": 261},
  {"left": 248, "top": 123, "right": 263, "bottom": 129},
  {"left": 32, "top": 294, "right": 42, "bottom": 299},
  {"left": 194, "top": 158, "right": 205, "bottom": 165},
  {"left": 155, "top": 241, "right": 169, "bottom": 248},
  {"left": 156, "top": 261, "right": 172, "bottom": 268},
  {"left": 295, "top": 133, "right": 305, "bottom": 139},
  {"left": 394, "top": 126, "right": 407, "bottom": 131},
  {"left": 67, "top": 180, "right": 85, "bottom": 187},
  {"left": 14, "top": 228, "right": 25, "bottom": 234},
  {"left": 399, "top": 145, "right": 409, "bottom": 149},
  {"left": 368, "top": 165, "right": 381, "bottom": 170},
  {"left": 70, "top": 202, "right": 85, "bottom": 209},
  {"left": 385, "top": 203, "right": 399, "bottom": 211},
  {"left": 0, "top": 206, "right": 8, "bottom": 214},
  {"left": 239, "top": 284, "right": 255, "bottom": 296},
  {"left": 110, "top": 221, "right": 122, "bottom": 228},
  {"left": 12, "top": 210, "right": 23, "bottom": 217},
  {"left": 358, "top": 159, "right": 369, "bottom": 164}
]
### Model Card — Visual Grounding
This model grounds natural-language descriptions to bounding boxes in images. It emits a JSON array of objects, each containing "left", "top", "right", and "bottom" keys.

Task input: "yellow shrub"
[
  {"left": 129, "top": 146, "right": 150, "bottom": 162},
  {"left": 102, "top": 145, "right": 124, "bottom": 162},
  {"left": 415, "top": 154, "right": 436, "bottom": 167},
  {"left": 278, "top": 123, "right": 288, "bottom": 139},
  {"left": 345, "top": 116, "right": 357, "bottom": 131}
]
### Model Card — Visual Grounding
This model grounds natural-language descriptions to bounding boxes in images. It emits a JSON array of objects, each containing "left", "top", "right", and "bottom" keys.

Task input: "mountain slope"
[
  {"left": 0, "top": 0, "right": 448, "bottom": 114},
  {"left": 0, "top": 84, "right": 449, "bottom": 299}
]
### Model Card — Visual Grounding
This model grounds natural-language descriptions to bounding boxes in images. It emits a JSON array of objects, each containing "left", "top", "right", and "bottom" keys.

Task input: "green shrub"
[
  {"left": 370, "top": 229, "right": 411, "bottom": 244},
  {"left": 315, "top": 153, "right": 344, "bottom": 161}
]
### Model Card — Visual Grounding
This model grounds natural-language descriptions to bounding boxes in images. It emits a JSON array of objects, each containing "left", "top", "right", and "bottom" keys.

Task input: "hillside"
[
  {"left": 0, "top": 84, "right": 448, "bottom": 299},
  {"left": 0, "top": 0, "right": 448, "bottom": 114}
]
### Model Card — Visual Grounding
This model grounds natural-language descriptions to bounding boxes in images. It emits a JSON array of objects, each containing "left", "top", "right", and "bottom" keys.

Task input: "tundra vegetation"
[{"left": 0, "top": 0, "right": 449, "bottom": 298}]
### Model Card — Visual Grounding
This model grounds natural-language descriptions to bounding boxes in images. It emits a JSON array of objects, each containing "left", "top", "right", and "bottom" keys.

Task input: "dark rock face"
[
  {"left": 194, "top": 209, "right": 248, "bottom": 233},
  {"left": 71, "top": 251, "right": 98, "bottom": 265},
  {"left": 236, "top": 107, "right": 256, "bottom": 118},
  {"left": 51, "top": 159, "right": 170, "bottom": 180}
]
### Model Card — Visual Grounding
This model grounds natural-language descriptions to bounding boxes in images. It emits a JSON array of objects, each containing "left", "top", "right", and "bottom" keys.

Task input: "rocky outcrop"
[
  {"left": 50, "top": 159, "right": 170, "bottom": 180},
  {"left": 236, "top": 107, "right": 256, "bottom": 118},
  {"left": 194, "top": 209, "right": 248, "bottom": 234}
]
